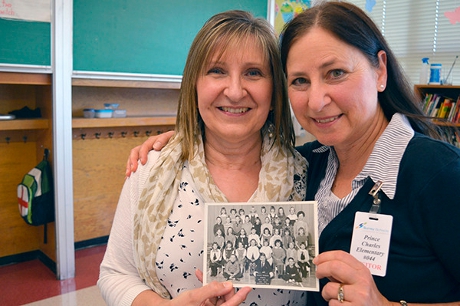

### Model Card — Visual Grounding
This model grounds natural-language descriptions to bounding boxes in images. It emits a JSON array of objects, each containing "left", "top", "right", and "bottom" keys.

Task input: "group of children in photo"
[{"left": 208, "top": 205, "right": 313, "bottom": 285}]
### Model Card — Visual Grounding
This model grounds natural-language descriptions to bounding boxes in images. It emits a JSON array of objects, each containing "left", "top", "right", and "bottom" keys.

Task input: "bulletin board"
[{"left": 274, "top": 0, "right": 310, "bottom": 35}]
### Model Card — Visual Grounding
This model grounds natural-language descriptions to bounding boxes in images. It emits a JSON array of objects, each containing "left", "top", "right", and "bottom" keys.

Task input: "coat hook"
[
  {"left": 134, "top": 131, "right": 139, "bottom": 137},
  {"left": 95, "top": 132, "right": 101, "bottom": 139},
  {"left": 108, "top": 132, "right": 114, "bottom": 138},
  {"left": 23, "top": 135, "right": 28, "bottom": 143},
  {"left": 121, "top": 131, "right": 127, "bottom": 138},
  {"left": 6, "top": 136, "right": 10, "bottom": 144},
  {"left": 146, "top": 130, "right": 152, "bottom": 137},
  {"left": 43, "top": 148, "right": 50, "bottom": 160},
  {"left": 81, "top": 133, "right": 86, "bottom": 140}
]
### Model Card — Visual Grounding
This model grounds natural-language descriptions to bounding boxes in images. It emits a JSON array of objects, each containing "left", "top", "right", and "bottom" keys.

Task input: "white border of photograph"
[{"left": 203, "top": 201, "right": 319, "bottom": 292}]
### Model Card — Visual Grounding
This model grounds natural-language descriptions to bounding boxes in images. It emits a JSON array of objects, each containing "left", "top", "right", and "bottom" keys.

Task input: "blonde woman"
[{"left": 99, "top": 10, "right": 307, "bottom": 306}]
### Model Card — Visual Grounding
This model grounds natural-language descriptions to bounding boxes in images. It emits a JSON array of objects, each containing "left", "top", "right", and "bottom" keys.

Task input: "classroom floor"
[{"left": 0, "top": 245, "right": 107, "bottom": 306}]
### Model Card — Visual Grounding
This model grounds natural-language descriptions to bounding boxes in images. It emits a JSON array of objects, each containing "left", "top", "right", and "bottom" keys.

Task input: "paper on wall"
[{"left": 0, "top": 0, "right": 51, "bottom": 23}]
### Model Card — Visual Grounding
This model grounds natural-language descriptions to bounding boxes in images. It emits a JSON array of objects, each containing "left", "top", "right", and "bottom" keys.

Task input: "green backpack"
[{"left": 17, "top": 149, "right": 55, "bottom": 227}]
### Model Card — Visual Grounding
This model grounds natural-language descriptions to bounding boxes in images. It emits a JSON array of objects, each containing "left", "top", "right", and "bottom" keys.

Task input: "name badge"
[{"left": 350, "top": 211, "right": 392, "bottom": 277}]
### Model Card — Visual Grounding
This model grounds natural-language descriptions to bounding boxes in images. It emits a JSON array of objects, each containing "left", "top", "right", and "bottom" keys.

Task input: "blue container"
[{"left": 429, "top": 63, "right": 442, "bottom": 84}]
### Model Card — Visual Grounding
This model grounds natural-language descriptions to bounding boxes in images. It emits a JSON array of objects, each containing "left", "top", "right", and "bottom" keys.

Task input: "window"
[{"left": 348, "top": 0, "right": 459, "bottom": 85}]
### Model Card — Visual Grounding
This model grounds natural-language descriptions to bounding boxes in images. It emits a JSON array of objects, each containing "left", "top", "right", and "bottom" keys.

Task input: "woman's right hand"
[{"left": 126, "top": 130, "right": 175, "bottom": 177}]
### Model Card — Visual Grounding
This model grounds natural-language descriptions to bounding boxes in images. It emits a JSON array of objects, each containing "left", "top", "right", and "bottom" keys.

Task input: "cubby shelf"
[
  {"left": 0, "top": 118, "right": 49, "bottom": 131},
  {"left": 0, "top": 71, "right": 54, "bottom": 261},
  {"left": 70, "top": 76, "right": 178, "bottom": 245},
  {"left": 71, "top": 77, "right": 179, "bottom": 130},
  {"left": 0, "top": 72, "right": 52, "bottom": 132}
]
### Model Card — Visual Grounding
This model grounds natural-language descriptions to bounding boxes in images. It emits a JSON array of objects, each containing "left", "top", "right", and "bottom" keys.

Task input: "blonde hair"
[{"left": 175, "top": 10, "right": 295, "bottom": 161}]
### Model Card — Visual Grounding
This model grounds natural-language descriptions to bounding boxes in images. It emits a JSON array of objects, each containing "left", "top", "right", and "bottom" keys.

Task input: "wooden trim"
[
  {"left": 0, "top": 119, "right": 49, "bottom": 130},
  {"left": 72, "top": 78, "right": 181, "bottom": 89},
  {"left": 72, "top": 116, "right": 176, "bottom": 128},
  {"left": 0, "top": 72, "right": 52, "bottom": 85}
]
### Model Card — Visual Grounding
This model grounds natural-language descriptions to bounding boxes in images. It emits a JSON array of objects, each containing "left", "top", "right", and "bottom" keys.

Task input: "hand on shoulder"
[{"left": 126, "top": 131, "right": 175, "bottom": 177}]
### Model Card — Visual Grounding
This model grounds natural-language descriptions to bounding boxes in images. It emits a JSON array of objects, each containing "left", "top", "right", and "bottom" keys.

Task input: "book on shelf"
[
  {"left": 422, "top": 93, "right": 433, "bottom": 113},
  {"left": 454, "top": 96, "right": 460, "bottom": 123},
  {"left": 447, "top": 100, "right": 457, "bottom": 122},
  {"left": 429, "top": 94, "right": 444, "bottom": 117},
  {"left": 438, "top": 98, "right": 453, "bottom": 119}
]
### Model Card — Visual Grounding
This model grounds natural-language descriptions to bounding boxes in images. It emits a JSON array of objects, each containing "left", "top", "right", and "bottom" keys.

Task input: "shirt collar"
[{"left": 312, "top": 113, "right": 414, "bottom": 199}]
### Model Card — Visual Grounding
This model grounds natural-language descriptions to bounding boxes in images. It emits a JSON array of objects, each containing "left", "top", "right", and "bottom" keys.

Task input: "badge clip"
[{"left": 368, "top": 181, "right": 383, "bottom": 219}]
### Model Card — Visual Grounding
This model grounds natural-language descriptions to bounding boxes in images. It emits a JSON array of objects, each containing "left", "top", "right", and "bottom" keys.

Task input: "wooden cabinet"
[
  {"left": 0, "top": 72, "right": 55, "bottom": 261},
  {"left": 0, "top": 72, "right": 180, "bottom": 262},
  {"left": 71, "top": 78, "right": 178, "bottom": 242}
]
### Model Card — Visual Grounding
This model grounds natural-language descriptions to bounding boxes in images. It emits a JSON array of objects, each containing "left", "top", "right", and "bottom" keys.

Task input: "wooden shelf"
[
  {"left": 414, "top": 84, "right": 460, "bottom": 99},
  {"left": 0, "top": 71, "right": 52, "bottom": 85},
  {"left": 72, "top": 78, "right": 181, "bottom": 89},
  {"left": 0, "top": 118, "right": 49, "bottom": 130},
  {"left": 432, "top": 120, "right": 460, "bottom": 127},
  {"left": 72, "top": 116, "right": 176, "bottom": 128},
  {"left": 414, "top": 84, "right": 460, "bottom": 89}
]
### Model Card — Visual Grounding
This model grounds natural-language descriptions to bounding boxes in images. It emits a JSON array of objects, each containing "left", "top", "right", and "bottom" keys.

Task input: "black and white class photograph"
[{"left": 203, "top": 201, "right": 319, "bottom": 292}]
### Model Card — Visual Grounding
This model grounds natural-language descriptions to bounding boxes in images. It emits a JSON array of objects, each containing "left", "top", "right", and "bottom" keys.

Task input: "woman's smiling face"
[
  {"left": 196, "top": 39, "right": 272, "bottom": 145},
  {"left": 286, "top": 27, "right": 387, "bottom": 150}
]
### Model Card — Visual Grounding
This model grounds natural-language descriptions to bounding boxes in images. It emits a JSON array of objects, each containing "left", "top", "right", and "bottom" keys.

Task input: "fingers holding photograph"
[{"left": 203, "top": 201, "right": 319, "bottom": 292}]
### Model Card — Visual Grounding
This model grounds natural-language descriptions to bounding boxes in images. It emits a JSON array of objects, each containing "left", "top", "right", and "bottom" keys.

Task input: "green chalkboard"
[
  {"left": 0, "top": 18, "right": 51, "bottom": 66},
  {"left": 73, "top": 0, "right": 268, "bottom": 75}
]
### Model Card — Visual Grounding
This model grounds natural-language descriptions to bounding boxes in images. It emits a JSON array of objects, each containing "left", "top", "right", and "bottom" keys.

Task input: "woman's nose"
[
  {"left": 307, "top": 83, "right": 330, "bottom": 112},
  {"left": 224, "top": 76, "right": 247, "bottom": 102}
]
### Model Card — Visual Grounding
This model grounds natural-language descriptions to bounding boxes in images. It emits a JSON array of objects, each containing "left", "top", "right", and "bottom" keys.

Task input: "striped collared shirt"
[{"left": 314, "top": 113, "right": 414, "bottom": 235}]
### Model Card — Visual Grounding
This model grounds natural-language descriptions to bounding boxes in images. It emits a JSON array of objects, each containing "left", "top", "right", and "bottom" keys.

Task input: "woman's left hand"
[
  {"left": 195, "top": 269, "right": 252, "bottom": 306},
  {"left": 313, "top": 250, "right": 391, "bottom": 306}
]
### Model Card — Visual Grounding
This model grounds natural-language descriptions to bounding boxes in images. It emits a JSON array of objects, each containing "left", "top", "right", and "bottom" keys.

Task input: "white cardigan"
[
  {"left": 98, "top": 151, "right": 308, "bottom": 306},
  {"left": 98, "top": 151, "right": 163, "bottom": 306}
]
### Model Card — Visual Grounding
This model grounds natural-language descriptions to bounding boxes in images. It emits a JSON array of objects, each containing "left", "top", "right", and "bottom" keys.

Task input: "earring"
[
  {"left": 380, "top": 84, "right": 385, "bottom": 90},
  {"left": 267, "top": 123, "right": 274, "bottom": 138}
]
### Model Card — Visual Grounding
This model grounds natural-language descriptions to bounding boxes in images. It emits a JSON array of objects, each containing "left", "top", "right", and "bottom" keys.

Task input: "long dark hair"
[{"left": 280, "top": 1, "right": 444, "bottom": 140}]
